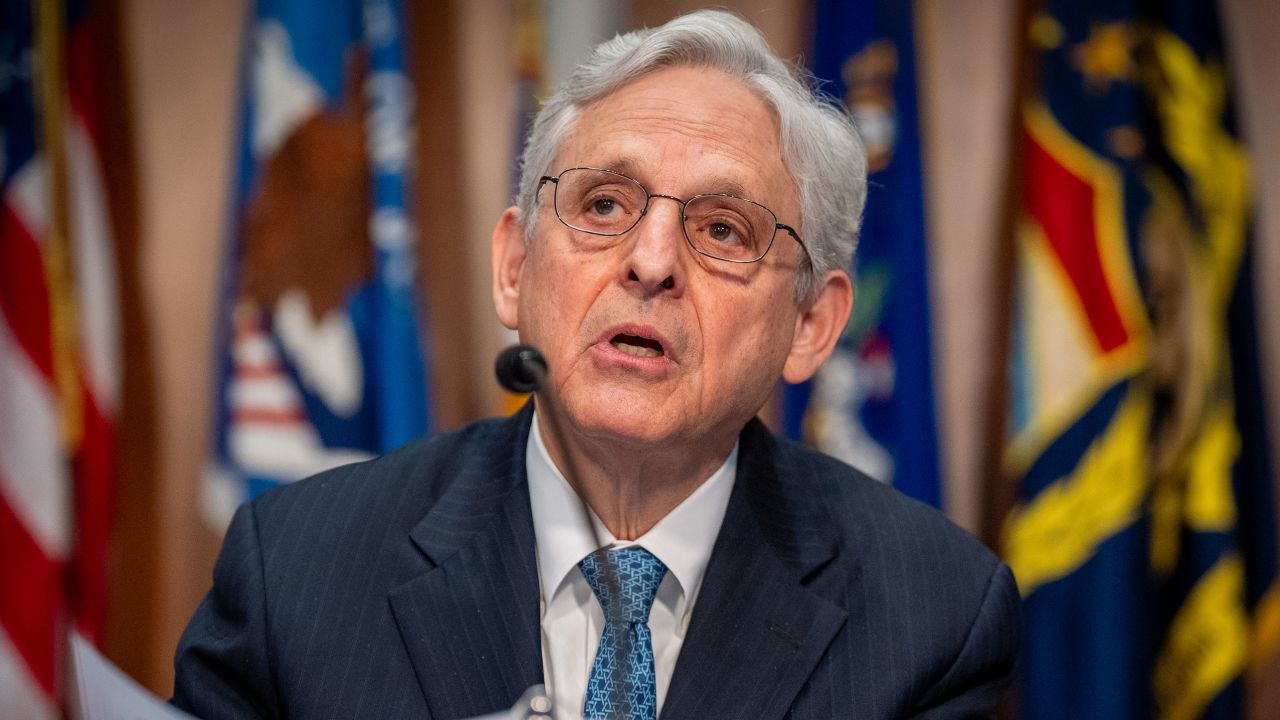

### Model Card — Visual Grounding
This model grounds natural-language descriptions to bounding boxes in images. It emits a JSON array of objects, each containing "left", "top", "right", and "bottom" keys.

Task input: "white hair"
[{"left": 515, "top": 9, "right": 867, "bottom": 302}]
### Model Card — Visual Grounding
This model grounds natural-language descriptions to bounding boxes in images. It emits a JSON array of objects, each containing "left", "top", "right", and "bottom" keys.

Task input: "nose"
[{"left": 623, "top": 195, "right": 684, "bottom": 294}]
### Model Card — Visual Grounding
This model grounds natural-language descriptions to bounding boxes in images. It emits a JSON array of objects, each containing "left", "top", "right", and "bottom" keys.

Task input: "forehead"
[{"left": 555, "top": 66, "right": 797, "bottom": 212}]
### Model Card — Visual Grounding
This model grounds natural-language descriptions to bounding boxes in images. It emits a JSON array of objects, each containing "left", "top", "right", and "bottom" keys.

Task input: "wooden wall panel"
[
  {"left": 96, "top": 0, "right": 160, "bottom": 691},
  {"left": 409, "top": 0, "right": 482, "bottom": 429},
  {"left": 116, "top": 0, "right": 245, "bottom": 695},
  {"left": 630, "top": 0, "right": 806, "bottom": 58},
  {"left": 916, "top": 0, "right": 1019, "bottom": 534}
]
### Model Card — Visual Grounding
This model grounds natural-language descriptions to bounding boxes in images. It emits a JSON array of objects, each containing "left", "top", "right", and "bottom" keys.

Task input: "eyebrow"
[{"left": 592, "top": 156, "right": 758, "bottom": 201}]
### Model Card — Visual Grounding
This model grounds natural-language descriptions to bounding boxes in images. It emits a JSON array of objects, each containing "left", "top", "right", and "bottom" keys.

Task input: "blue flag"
[
  {"left": 785, "top": 0, "right": 942, "bottom": 507},
  {"left": 204, "top": 0, "right": 430, "bottom": 528},
  {"left": 1004, "top": 1, "right": 1278, "bottom": 717}
]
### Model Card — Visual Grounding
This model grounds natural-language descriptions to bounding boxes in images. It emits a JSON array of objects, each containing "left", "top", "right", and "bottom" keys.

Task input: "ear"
[
  {"left": 491, "top": 206, "right": 527, "bottom": 331},
  {"left": 782, "top": 270, "right": 854, "bottom": 383}
]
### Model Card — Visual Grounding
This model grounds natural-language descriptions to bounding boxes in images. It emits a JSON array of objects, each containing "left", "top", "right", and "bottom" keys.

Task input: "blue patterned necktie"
[{"left": 579, "top": 546, "right": 668, "bottom": 720}]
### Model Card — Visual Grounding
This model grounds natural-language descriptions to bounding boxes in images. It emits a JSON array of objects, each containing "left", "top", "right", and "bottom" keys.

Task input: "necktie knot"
[{"left": 579, "top": 546, "right": 667, "bottom": 624}]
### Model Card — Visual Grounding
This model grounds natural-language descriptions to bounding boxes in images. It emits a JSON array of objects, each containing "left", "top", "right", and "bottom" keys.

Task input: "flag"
[
  {"left": 1, "top": 0, "right": 120, "bottom": 716},
  {"left": 203, "top": 0, "right": 431, "bottom": 529},
  {"left": 785, "top": 0, "right": 942, "bottom": 507},
  {"left": 1002, "top": 1, "right": 1278, "bottom": 717}
]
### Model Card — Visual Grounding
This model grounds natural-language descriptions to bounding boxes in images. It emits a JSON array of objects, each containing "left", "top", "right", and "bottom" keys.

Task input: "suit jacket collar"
[{"left": 388, "top": 408, "right": 849, "bottom": 720}]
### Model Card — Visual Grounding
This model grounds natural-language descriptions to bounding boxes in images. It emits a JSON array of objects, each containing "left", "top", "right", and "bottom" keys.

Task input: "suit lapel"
[
  {"left": 388, "top": 406, "right": 544, "bottom": 720},
  {"left": 661, "top": 419, "right": 849, "bottom": 720}
]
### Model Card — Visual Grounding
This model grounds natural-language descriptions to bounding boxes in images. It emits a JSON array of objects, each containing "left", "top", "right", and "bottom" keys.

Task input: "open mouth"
[{"left": 610, "top": 333, "right": 665, "bottom": 358}]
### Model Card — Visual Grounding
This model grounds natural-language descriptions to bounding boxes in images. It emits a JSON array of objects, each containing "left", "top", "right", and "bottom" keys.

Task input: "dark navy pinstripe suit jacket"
[{"left": 173, "top": 404, "right": 1019, "bottom": 719}]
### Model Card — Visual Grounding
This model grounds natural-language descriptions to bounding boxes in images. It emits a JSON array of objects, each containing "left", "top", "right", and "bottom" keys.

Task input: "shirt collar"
[{"left": 526, "top": 413, "right": 737, "bottom": 613}]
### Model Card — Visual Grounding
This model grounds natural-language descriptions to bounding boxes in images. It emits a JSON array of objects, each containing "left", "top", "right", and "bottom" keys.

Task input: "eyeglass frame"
[{"left": 536, "top": 167, "right": 809, "bottom": 266}]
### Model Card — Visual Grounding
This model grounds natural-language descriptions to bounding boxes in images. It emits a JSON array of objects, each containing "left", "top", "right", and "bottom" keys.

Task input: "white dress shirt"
[{"left": 526, "top": 415, "right": 737, "bottom": 719}]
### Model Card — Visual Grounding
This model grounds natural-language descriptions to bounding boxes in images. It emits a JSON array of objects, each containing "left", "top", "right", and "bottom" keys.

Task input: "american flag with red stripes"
[{"left": 1, "top": 1, "right": 118, "bottom": 715}]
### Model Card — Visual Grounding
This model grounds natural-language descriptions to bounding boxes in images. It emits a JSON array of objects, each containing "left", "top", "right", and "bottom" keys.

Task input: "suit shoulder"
[
  {"left": 771, "top": 433, "right": 1002, "bottom": 581},
  {"left": 767, "top": 433, "right": 1019, "bottom": 688},
  {"left": 246, "top": 413, "right": 525, "bottom": 544}
]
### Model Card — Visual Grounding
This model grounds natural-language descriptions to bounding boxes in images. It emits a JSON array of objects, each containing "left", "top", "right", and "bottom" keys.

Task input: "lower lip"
[{"left": 590, "top": 340, "right": 676, "bottom": 374}]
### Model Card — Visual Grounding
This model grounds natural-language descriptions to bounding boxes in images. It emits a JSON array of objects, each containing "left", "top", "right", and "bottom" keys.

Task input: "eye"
[
  {"left": 694, "top": 213, "right": 751, "bottom": 248},
  {"left": 579, "top": 184, "right": 637, "bottom": 219},
  {"left": 707, "top": 221, "right": 740, "bottom": 245},
  {"left": 589, "top": 196, "right": 620, "bottom": 217},
  {"left": 684, "top": 195, "right": 771, "bottom": 261}
]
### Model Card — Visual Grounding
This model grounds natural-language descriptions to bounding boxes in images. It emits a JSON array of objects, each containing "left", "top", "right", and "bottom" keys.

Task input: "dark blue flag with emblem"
[
  {"left": 784, "top": 0, "right": 942, "bottom": 508},
  {"left": 203, "top": 0, "right": 431, "bottom": 530},
  {"left": 1002, "top": 0, "right": 1279, "bottom": 717}
]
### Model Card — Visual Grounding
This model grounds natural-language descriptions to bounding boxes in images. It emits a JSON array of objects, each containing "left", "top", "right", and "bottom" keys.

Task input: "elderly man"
[{"left": 174, "top": 10, "right": 1018, "bottom": 720}]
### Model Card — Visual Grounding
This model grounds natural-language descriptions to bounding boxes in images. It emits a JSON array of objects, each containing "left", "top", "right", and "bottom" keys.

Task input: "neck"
[{"left": 534, "top": 405, "right": 736, "bottom": 541}]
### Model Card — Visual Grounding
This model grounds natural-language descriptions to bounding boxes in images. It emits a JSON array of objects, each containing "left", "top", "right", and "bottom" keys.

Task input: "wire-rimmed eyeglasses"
[{"left": 537, "top": 167, "right": 808, "bottom": 265}]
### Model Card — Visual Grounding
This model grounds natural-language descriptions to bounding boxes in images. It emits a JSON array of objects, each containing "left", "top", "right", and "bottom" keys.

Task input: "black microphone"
[{"left": 495, "top": 344, "right": 548, "bottom": 394}]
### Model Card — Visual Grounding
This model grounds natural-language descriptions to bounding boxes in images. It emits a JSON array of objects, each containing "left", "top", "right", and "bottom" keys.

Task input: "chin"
[{"left": 561, "top": 391, "right": 682, "bottom": 449}]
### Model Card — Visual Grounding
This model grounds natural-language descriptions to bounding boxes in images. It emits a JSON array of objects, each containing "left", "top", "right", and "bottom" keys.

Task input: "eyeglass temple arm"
[{"left": 777, "top": 222, "right": 809, "bottom": 256}]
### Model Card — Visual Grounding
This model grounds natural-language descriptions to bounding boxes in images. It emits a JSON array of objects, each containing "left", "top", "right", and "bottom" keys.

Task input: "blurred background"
[{"left": 3, "top": 0, "right": 1278, "bottom": 717}]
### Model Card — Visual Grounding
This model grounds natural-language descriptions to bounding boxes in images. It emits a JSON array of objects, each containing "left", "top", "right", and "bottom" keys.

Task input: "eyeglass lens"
[{"left": 552, "top": 168, "right": 777, "bottom": 263}]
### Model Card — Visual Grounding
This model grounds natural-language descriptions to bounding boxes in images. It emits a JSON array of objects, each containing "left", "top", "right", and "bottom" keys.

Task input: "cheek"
[
  {"left": 515, "top": 254, "right": 560, "bottom": 344},
  {"left": 705, "top": 293, "right": 796, "bottom": 377},
  {"left": 757, "top": 300, "right": 803, "bottom": 368},
  {"left": 517, "top": 246, "right": 603, "bottom": 351}
]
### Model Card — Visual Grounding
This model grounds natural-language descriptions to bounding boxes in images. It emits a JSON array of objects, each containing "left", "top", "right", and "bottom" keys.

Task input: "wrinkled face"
[{"left": 498, "top": 66, "right": 812, "bottom": 450}]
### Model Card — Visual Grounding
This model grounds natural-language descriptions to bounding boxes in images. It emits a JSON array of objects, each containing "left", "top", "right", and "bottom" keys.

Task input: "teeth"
[{"left": 612, "top": 341, "right": 662, "bottom": 358}]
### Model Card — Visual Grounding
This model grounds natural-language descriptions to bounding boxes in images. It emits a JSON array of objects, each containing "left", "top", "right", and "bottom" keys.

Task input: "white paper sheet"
[{"left": 69, "top": 631, "right": 194, "bottom": 720}]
